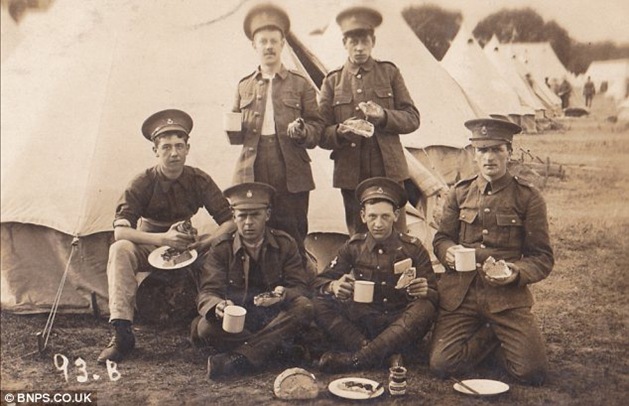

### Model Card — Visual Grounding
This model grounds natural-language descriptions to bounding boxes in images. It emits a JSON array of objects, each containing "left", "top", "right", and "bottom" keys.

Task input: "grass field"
[{"left": 2, "top": 115, "right": 628, "bottom": 405}]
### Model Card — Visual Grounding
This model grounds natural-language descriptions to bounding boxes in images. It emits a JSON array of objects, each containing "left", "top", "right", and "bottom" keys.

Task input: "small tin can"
[{"left": 388, "top": 366, "right": 407, "bottom": 396}]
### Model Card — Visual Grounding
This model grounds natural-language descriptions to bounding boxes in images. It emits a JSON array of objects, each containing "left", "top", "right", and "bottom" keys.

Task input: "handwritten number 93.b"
[{"left": 54, "top": 354, "right": 121, "bottom": 383}]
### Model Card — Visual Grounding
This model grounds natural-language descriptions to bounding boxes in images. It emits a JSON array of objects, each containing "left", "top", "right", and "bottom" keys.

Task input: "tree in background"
[
  {"left": 569, "top": 42, "right": 629, "bottom": 74},
  {"left": 402, "top": 5, "right": 462, "bottom": 61},
  {"left": 472, "top": 8, "right": 629, "bottom": 74},
  {"left": 541, "top": 20, "right": 572, "bottom": 68},
  {"left": 473, "top": 8, "right": 572, "bottom": 68}
]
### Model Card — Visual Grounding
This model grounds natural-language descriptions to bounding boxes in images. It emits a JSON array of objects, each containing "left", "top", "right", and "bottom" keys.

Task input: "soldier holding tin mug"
[
  {"left": 430, "top": 118, "right": 554, "bottom": 385},
  {"left": 313, "top": 177, "right": 437, "bottom": 373},
  {"left": 225, "top": 3, "right": 323, "bottom": 263},
  {"left": 192, "top": 182, "right": 313, "bottom": 379}
]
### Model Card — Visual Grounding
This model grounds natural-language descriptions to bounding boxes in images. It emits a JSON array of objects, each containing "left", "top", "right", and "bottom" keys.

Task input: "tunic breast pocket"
[
  {"left": 496, "top": 214, "right": 524, "bottom": 247},
  {"left": 374, "top": 88, "right": 394, "bottom": 110},
  {"left": 239, "top": 95, "right": 255, "bottom": 132},
  {"left": 282, "top": 97, "right": 302, "bottom": 123},
  {"left": 459, "top": 208, "right": 479, "bottom": 244},
  {"left": 353, "top": 262, "right": 374, "bottom": 281},
  {"left": 332, "top": 92, "right": 354, "bottom": 123}
]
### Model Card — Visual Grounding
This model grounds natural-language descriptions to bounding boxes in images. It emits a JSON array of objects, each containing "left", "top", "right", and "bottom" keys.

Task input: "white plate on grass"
[
  {"left": 453, "top": 379, "right": 509, "bottom": 396},
  {"left": 148, "top": 246, "right": 197, "bottom": 270},
  {"left": 328, "top": 377, "right": 384, "bottom": 400}
]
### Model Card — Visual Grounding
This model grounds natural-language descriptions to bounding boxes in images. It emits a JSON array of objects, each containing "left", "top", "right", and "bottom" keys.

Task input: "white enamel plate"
[
  {"left": 453, "top": 379, "right": 510, "bottom": 396},
  {"left": 148, "top": 246, "right": 198, "bottom": 270},
  {"left": 328, "top": 377, "right": 384, "bottom": 400}
]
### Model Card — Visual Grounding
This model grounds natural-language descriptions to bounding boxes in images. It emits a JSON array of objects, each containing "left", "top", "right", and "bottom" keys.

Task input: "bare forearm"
[{"left": 114, "top": 226, "right": 164, "bottom": 246}]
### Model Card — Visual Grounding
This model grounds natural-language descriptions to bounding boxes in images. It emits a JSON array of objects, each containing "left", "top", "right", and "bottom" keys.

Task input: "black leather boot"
[
  {"left": 97, "top": 320, "right": 135, "bottom": 364},
  {"left": 207, "top": 352, "right": 251, "bottom": 379},
  {"left": 317, "top": 351, "right": 361, "bottom": 373}
]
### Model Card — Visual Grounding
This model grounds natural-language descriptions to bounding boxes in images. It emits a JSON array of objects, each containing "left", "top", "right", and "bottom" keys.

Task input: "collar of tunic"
[
  {"left": 344, "top": 56, "right": 375, "bottom": 75},
  {"left": 232, "top": 227, "right": 280, "bottom": 255},
  {"left": 474, "top": 171, "right": 513, "bottom": 195},
  {"left": 365, "top": 231, "right": 400, "bottom": 252},
  {"left": 254, "top": 63, "right": 289, "bottom": 80}
]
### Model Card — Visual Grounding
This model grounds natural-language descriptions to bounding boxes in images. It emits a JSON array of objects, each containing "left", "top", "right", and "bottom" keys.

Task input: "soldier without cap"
[
  {"left": 226, "top": 4, "right": 323, "bottom": 262},
  {"left": 98, "top": 109, "right": 235, "bottom": 364},
  {"left": 430, "top": 118, "right": 554, "bottom": 385},
  {"left": 192, "top": 182, "right": 314, "bottom": 379},
  {"left": 318, "top": 6, "right": 420, "bottom": 236},
  {"left": 313, "top": 177, "right": 437, "bottom": 373}
]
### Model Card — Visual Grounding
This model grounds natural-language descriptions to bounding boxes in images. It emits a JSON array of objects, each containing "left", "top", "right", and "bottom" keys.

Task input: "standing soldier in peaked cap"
[
  {"left": 97, "top": 109, "right": 235, "bottom": 364},
  {"left": 192, "top": 182, "right": 314, "bottom": 379},
  {"left": 226, "top": 3, "right": 323, "bottom": 264},
  {"left": 430, "top": 118, "right": 553, "bottom": 385},
  {"left": 313, "top": 177, "right": 437, "bottom": 372},
  {"left": 318, "top": 6, "right": 420, "bottom": 236}
]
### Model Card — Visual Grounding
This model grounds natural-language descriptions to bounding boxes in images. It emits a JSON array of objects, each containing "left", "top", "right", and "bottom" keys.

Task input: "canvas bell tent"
[
  {"left": 1, "top": 0, "right": 351, "bottom": 314},
  {"left": 508, "top": 42, "right": 572, "bottom": 85},
  {"left": 2, "top": 0, "right": 453, "bottom": 314},
  {"left": 0, "top": 4, "right": 22, "bottom": 62},
  {"left": 483, "top": 36, "right": 561, "bottom": 117},
  {"left": 441, "top": 25, "right": 535, "bottom": 127},
  {"left": 585, "top": 59, "right": 629, "bottom": 103}
]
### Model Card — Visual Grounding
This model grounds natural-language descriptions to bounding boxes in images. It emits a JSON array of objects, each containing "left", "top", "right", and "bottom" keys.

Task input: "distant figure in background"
[
  {"left": 583, "top": 76, "right": 596, "bottom": 108},
  {"left": 557, "top": 77, "right": 572, "bottom": 109}
]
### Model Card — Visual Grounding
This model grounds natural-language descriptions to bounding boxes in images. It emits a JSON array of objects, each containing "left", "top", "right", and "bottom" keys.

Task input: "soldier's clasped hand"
[
  {"left": 445, "top": 244, "right": 465, "bottom": 269},
  {"left": 359, "top": 101, "right": 385, "bottom": 124},
  {"left": 163, "top": 221, "right": 196, "bottom": 250},
  {"left": 329, "top": 274, "right": 355, "bottom": 300},
  {"left": 406, "top": 277, "right": 428, "bottom": 298},
  {"left": 287, "top": 117, "right": 306, "bottom": 140},
  {"left": 215, "top": 300, "right": 235, "bottom": 319},
  {"left": 481, "top": 262, "right": 519, "bottom": 287}
]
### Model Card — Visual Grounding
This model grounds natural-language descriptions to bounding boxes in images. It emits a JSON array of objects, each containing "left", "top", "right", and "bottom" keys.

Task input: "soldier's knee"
[
  {"left": 429, "top": 347, "right": 454, "bottom": 378},
  {"left": 428, "top": 337, "right": 463, "bottom": 378},
  {"left": 290, "top": 296, "right": 314, "bottom": 324},
  {"left": 312, "top": 295, "right": 335, "bottom": 315},
  {"left": 511, "top": 360, "right": 548, "bottom": 385},
  {"left": 109, "top": 239, "right": 137, "bottom": 259}
]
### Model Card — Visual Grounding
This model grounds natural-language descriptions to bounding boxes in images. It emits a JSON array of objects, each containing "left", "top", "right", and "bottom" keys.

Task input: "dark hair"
[
  {"left": 153, "top": 131, "right": 189, "bottom": 147},
  {"left": 343, "top": 29, "right": 375, "bottom": 44},
  {"left": 253, "top": 26, "right": 285, "bottom": 40},
  {"left": 361, "top": 197, "right": 397, "bottom": 210}
]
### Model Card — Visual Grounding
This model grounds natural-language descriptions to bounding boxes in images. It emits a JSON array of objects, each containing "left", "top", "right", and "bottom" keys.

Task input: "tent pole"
[{"left": 38, "top": 236, "right": 79, "bottom": 353}]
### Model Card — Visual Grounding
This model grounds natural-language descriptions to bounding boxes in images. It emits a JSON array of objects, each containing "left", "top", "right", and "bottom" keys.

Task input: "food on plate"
[
  {"left": 395, "top": 267, "right": 416, "bottom": 289},
  {"left": 273, "top": 368, "right": 319, "bottom": 400},
  {"left": 482, "top": 256, "right": 512, "bottom": 279},
  {"left": 253, "top": 290, "right": 283, "bottom": 307},
  {"left": 337, "top": 380, "right": 377, "bottom": 394},
  {"left": 160, "top": 247, "right": 193, "bottom": 267},
  {"left": 339, "top": 118, "right": 374, "bottom": 137}
]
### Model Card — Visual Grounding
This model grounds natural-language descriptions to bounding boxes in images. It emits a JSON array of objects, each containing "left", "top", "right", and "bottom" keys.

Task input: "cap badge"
[
  {"left": 167, "top": 118, "right": 174, "bottom": 124},
  {"left": 377, "top": 187, "right": 384, "bottom": 193},
  {"left": 246, "top": 190, "right": 253, "bottom": 198},
  {"left": 480, "top": 126, "right": 488, "bottom": 135}
]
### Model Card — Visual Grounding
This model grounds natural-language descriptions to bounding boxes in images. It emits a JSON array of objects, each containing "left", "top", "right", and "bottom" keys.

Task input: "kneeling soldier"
[
  {"left": 313, "top": 177, "right": 437, "bottom": 372},
  {"left": 192, "top": 182, "right": 314, "bottom": 379}
]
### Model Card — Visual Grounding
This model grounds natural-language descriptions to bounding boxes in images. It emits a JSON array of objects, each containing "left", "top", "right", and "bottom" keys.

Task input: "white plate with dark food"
[
  {"left": 453, "top": 379, "right": 509, "bottom": 396},
  {"left": 148, "top": 246, "right": 198, "bottom": 270},
  {"left": 328, "top": 377, "right": 384, "bottom": 400}
]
